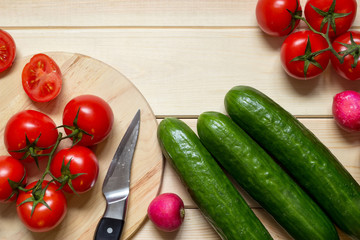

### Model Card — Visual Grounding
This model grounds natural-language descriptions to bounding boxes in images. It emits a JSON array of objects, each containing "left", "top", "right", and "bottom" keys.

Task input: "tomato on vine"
[
  {"left": 331, "top": 31, "right": 360, "bottom": 81},
  {"left": 280, "top": 30, "right": 330, "bottom": 80},
  {"left": 16, "top": 180, "right": 67, "bottom": 232},
  {"left": 256, "top": 0, "right": 302, "bottom": 37},
  {"left": 4, "top": 110, "right": 59, "bottom": 166},
  {"left": 0, "top": 156, "right": 27, "bottom": 203},
  {"left": 62, "top": 95, "right": 114, "bottom": 146},
  {"left": 304, "top": 0, "right": 357, "bottom": 38},
  {"left": 50, "top": 146, "right": 99, "bottom": 194}
]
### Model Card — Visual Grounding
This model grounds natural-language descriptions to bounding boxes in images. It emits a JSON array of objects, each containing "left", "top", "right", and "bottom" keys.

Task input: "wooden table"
[{"left": 1, "top": 1, "right": 360, "bottom": 239}]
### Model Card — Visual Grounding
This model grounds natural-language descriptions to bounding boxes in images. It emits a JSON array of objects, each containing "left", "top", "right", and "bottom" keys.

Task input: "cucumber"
[
  {"left": 225, "top": 85, "right": 360, "bottom": 239},
  {"left": 197, "top": 111, "right": 338, "bottom": 240},
  {"left": 157, "top": 117, "right": 273, "bottom": 240}
]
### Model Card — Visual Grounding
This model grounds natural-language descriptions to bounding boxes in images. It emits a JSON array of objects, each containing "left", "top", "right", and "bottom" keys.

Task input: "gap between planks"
[
  {"left": 155, "top": 115, "right": 334, "bottom": 120},
  {"left": 2, "top": 26, "right": 360, "bottom": 30}
]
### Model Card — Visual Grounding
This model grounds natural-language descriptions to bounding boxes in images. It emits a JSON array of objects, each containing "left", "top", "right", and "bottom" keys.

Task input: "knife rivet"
[{"left": 107, "top": 227, "right": 113, "bottom": 234}]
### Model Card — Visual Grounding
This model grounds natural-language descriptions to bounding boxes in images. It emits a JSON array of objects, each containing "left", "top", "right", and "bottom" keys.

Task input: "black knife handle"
[{"left": 94, "top": 217, "right": 124, "bottom": 240}]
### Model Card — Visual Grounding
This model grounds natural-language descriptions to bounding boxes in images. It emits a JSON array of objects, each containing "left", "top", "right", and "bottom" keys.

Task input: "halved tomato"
[
  {"left": 0, "top": 29, "right": 16, "bottom": 73},
  {"left": 22, "top": 53, "right": 62, "bottom": 102}
]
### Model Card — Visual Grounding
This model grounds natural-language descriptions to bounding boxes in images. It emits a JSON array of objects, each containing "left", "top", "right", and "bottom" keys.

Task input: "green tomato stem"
[
  {"left": 46, "top": 132, "right": 63, "bottom": 170},
  {"left": 17, "top": 186, "right": 30, "bottom": 192},
  {"left": 294, "top": 16, "right": 344, "bottom": 64},
  {"left": 31, "top": 132, "right": 63, "bottom": 193}
]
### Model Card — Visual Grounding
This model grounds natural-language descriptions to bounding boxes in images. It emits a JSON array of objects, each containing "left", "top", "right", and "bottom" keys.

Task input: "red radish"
[
  {"left": 332, "top": 90, "right": 360, "bottom": 132},
  {"left": 147, "top": 193, "right": 185, "bottom": 232}
]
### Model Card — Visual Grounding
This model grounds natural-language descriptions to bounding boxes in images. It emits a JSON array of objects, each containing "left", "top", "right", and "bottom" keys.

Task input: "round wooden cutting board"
[{"left": 0, "top": 52, "right": 164, "bottom": 239}]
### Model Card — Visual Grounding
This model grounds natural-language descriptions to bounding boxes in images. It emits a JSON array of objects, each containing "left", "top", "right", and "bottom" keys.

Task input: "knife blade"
[{"left": 94, "top": 109, "right": 140, "bottom": 240}]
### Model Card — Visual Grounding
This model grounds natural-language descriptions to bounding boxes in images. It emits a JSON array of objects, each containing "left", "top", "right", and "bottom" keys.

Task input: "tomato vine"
[
  {"left": 257, "top": 0, "right": 359, "bottom": 80},
  {"left": 291, "top": 0, "right": 358, "bottom": 77},
  {"left": 16, "top": 132, "right": 63, "bottom": 214}
]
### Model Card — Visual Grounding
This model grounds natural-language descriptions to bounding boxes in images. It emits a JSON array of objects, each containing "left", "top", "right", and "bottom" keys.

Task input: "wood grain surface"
[
  {"left": 1, "top": 1, "right": 360, "bottom": 239},
  {"left": 2, "top": 28, "right": 360, "bottom": 117},
  {"left": 1, "top": 0, "right": 359, "bottom": 27},
  {"left": 0, "top": 52, "right": 163, "bottom": 240}
]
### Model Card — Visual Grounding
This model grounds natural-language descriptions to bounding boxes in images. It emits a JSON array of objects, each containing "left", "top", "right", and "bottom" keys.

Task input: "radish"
[
  {"left": 332, "top": 90, "right": 360, "bottom": 132},
  {"left": 147, "top": 193, "right": 185, "bottom": 232}
]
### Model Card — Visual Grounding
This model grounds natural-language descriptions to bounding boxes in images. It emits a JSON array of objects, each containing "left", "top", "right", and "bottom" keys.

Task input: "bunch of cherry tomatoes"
[
  {"left": 256, "top": 0, "right": 359, "bottom": 80},
  {"left": 0, "top": 32, "right": 114, "bottom": 232}
]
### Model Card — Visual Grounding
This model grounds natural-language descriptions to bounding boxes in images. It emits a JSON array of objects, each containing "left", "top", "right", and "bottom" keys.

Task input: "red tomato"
[
  {"left": 50, "top": 146, "right": 99, "bottom": 194},
  {"left": 304, "top": 0, "right": 357, "bottom": 38},
  {"left": 331, "top": 31, "right": 360, "bottom": 81},
  {"left": 256, "top": 0, "right": 302, "bottom": 37},
  {"left": 16, "top": 181, "right": 67, "bottom": 232},
  {"left": 22, "top": 53, "right": 62, "bottom": 102},
  {"left": 4, "top": 110, "right": 58, "bottom": 163},
  {"left": 0, "top": 29, "right": 16, "bottom": 72},
  {"left": 62, "top": 95, "right": 114, "bottom": 146},
  {"left": 0, "top": 156, "right": 27, "bottom": 203},
  {"left": 280, "top": 30, "right": 330, "bottom": 80}
]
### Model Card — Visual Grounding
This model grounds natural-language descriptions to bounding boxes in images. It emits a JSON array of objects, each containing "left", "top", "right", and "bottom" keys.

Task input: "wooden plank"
[
  {"left": 0, "top": 0, "right": 252, "bottom": 27},
  {"left": 5, "top": 29, "right": 360, "bottom": 117},
  {"left": 0, "top": 1, "right": 258, "bottom": 28},
  {"left": 133, "top": 209, "right": 292, "bottom": 240},
  {"left": 159, "top": 118, "right": 360, "bottom": 208},
  {"left": 133, "top": 209, "right": 221, "bottom": 240},
  {"left": 1, "top": 0, "right": 360, "bottom": 28},
  {"left": 132, "top": 208, "right": 353, "bottom": 240}
]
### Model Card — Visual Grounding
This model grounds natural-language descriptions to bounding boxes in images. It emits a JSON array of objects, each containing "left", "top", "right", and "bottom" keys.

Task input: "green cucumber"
[
  {"left": 197, "top": 111, "right": 338, "bottom": 240},
  {"left": 157, "top": 117, "right": 273, "bottom": 240},
  {"left": 225, "top": 85, "right": 360, "bottom": 239}
]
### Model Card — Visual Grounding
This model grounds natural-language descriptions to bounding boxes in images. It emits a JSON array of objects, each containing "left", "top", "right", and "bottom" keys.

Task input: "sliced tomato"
[
  {"left": 0, "top": 29, "right": 16, "bottom": 73},
  {"left": 22, "top": 53, "right": 62, "bottom": 102}
]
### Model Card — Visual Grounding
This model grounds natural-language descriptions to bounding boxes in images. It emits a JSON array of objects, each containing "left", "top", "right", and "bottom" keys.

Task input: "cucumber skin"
[
  {"left": 157, "top": 117, "right": 273, "bottom": 240},
  {"left": 225, "top": 85, "right": 360, "bottom": 239},
  {"left": 197, "top": 111, "right": 339, "bottom": 240}
]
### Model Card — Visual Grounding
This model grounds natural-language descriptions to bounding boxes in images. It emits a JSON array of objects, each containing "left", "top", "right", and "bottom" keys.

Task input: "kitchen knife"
[{"left": 94, "top": 109, "right": 140, "bottom": 240}]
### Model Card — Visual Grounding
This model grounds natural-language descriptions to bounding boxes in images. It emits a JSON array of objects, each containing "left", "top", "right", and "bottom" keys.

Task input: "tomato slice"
[
  {"left": 0, "top": 29, "right": 16, "bottom": 73},
  {"left": 22, "top": 53, "right": 62, "bottom": 102}
]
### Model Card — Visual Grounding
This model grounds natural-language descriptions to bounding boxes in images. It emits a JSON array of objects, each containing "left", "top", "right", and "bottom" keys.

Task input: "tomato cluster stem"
[
  {"left": 295, "top": 15, "right": 344, "bottom": 63},
  {"left": 57, "top": 107, "right": 93, "bottom": 146},
  {"left": 30, "top": 132, "right": 63, "bottom": 195},
  {"left": 17, "top": 112, "right": 92, "bottom": 214}
]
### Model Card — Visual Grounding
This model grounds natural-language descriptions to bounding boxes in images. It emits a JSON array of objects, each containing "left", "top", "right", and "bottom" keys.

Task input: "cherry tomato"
[
  {"left": 62, "top": 95, "right": 114, "bottom": 146},
  {"left": 50, "top": 146, "right": 99, "bottom": 194},
  {"left": 4, "top": 110, "right": 58, "bottom": 163},
  {"left": 0, "top": 156, "right": 27, "bottom": 203},
  {"left": 16, "top": 181, "right": 67, "bottom": 232},
  {"left": 22, "top": 53, "right": 62, "bottom": 102},
  {"left": 256, "top": 0, "right": 302, "bottom": 37},
  {"left": 304, "top": 0, "right": 357, "bottom": 38},
  {"left": 0, "top": 29, "right": 16, "bottom": 73},
  {"left": 331, "top": 31, "right": 360, "bottom": 81},
  {"left": 280, "top": 30, "right": 330, "bottom": 80}
]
